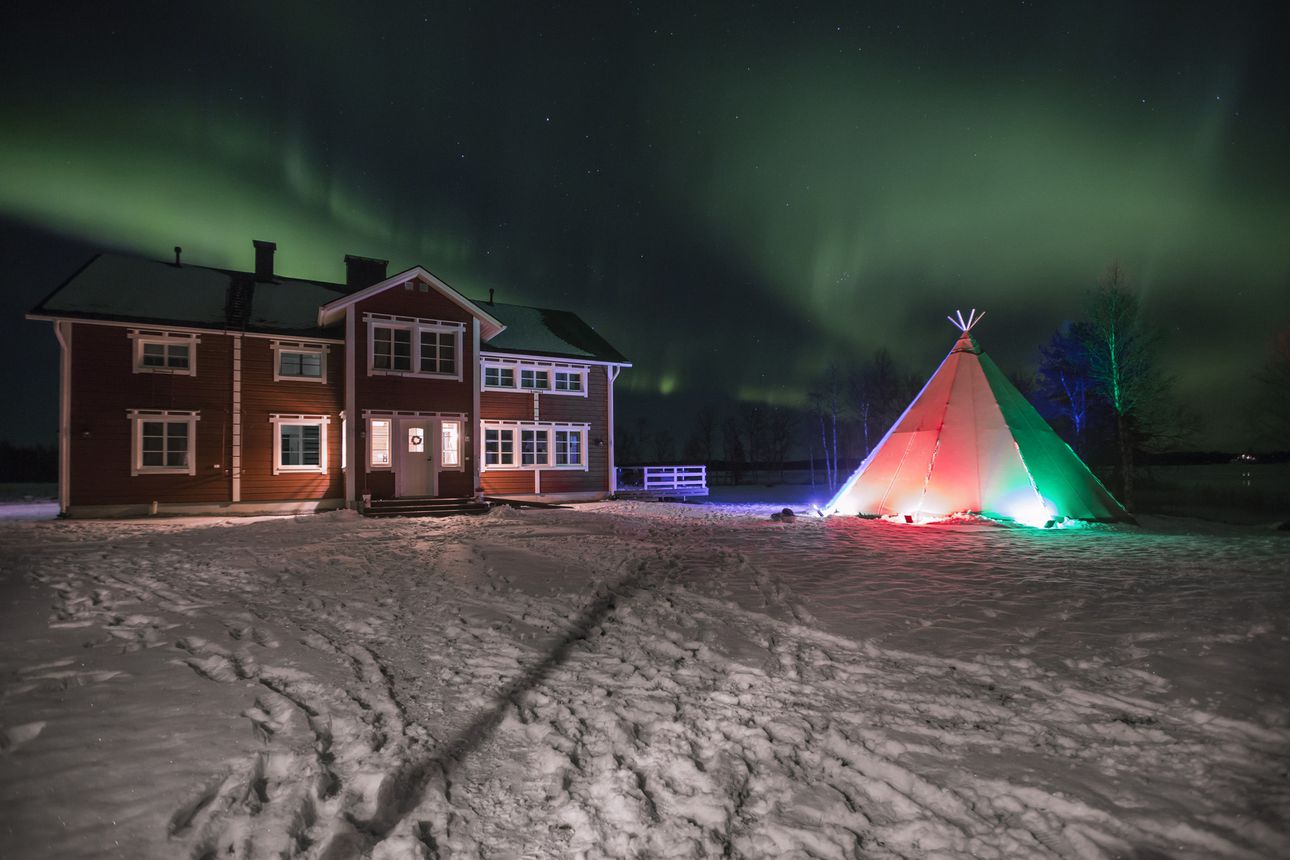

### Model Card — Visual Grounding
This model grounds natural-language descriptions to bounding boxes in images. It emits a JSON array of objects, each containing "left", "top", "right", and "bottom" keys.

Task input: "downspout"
[{"left": 54, "top": 321, "right": 71, "bottom": 515}]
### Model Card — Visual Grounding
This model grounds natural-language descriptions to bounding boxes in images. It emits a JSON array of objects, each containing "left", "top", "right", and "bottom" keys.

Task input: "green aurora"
[{"left": 2, "top": 2, "right": 1287, "bottom": 448}]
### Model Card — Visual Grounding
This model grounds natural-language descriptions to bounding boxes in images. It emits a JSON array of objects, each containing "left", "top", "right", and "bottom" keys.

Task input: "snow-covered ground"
[{"left": 1, "top": 502, "right": 1287, "bottom": 859}]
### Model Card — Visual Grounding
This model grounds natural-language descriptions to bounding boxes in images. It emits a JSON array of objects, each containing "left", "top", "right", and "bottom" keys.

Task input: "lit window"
[
  {"left": 407, "top": 425, "right": 425, "bottom": 453},
  {"left": 522, "top": 429, "right": 549, "bottom": 465},
  {"left": 133, "top": 333, "right": 197, "bottom": 375},
  {"left": 129, "top": 410, "right": 197, "bottom": 476},
  {"left": 484, "top": 366, "right": 515, "bottom": 388},
  {"left": 373, "top": 327, "right": 412, "bottom": 371},
  {"left": 485, "top": 428, "right": 515, "bottom": 466},
  {"left": 441, "top": 421, "right": 461, "bottom": 468},
  {"left": 555, "top": 430, "right": 583, "bottom": 466},
  {"left": 520, "top": 369, "right": 550, "bottom": 390},
  {"left": 271, "top": 416, "right": 328, "bottom": 474},
  {"left": 420, "top": 330, "right": 456, "bottom": 375},
  {"left": 554, "top": 371, "right": 583, "bottom": 392},
  {"left": 370, "top": 419, "right": 391, "bottom": 467}
]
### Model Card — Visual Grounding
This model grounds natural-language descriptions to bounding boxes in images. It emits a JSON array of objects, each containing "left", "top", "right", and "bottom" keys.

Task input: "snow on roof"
[
  {"left": 35, "top": 253, "right": 628, "bottom": 361},
  {"left": 475, "top": 300, "right": 630, "bottom": 364}
]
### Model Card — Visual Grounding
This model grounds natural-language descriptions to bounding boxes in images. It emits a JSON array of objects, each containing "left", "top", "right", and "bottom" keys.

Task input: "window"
[
  {"left": 485, "top": 428, "right": 515, "bottom": 466},
  {"left": 484, "top": 366, "right": 515, "bottom": 388},
  {"left": 367, "top": 316, "right": 463, "bottom": 379},
  {"left": 129, "top": 410, "right": 197, "bottom": 476},
  {"left": 441, "top": 421, "right": 461, "bottom": 468},
  {"left": 420, "top": 330, "right": 456, "bottom": 375},
  {"left": 520, "top": 369, "right": 550, "bottom": 390},
  {"left": 407, "top": 425, "right": 425, "bottom": 453},
  {"left": 370, "top": 419, "right": 392, "bottom": 467},
  {"left": 481, "top": 422, "right": 587, "bottom": 471},
  {"left": 274, "top": 344, "right": 327, "bottom": 382},
  {"left": 554, "top": 371, "right": 583, "bottom": 392},
  {"left": 521, "top": 429, "right": 548, "bottom": 465},
  {"left": 131, "top": 332, "right": 198, "bottom": 376},
  {"left": 271, "top": 415, "right": 328, "bottom": 475},
  {"left": 555, "top": 430, "right": 584, "bottom": 466},
  {"left": 373, "top": 326, "right": 412, "bottom": 371}
]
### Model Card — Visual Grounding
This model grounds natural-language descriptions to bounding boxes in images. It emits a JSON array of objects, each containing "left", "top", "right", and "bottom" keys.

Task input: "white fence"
[{"left": 614, "top": 465, "right": 708, "bottom": 497}]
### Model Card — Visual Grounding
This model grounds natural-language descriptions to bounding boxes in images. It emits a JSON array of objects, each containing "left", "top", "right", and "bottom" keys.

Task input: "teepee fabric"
[{"left": 825, "top": 314, "right": 1131, "bottom": 524}]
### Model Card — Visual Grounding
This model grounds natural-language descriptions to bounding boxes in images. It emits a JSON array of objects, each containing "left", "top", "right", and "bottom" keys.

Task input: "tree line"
[{"left": 616, "top": 261, "right": 1290, "bottom": 510}]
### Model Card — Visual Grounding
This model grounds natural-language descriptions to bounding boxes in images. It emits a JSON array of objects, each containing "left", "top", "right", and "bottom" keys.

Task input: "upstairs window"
[
  {"left": 131, "top": 332, "right": 198, "bottom": 376},
  {"left": 367, "top": 316, "right": 462, "bottom": 379},
  {"left": 273, "top": 343, "right": 327, "bottom": 382},
  {"left": 520, "top": 369, "right": 550, "bottom": 390},
  {"left": 554, "top": 371, "right": 583, "bottom": 393},
  {"left": 128, "top": 410, "right": 198, "bottom": 476},
  {"left": 484, "top": 366, "right": 515, "bottom": 388},
  {"left": 372, "top": 326, "right": 412, "bottom": 371},
  {"left": 420, "top": 330, "right": 456, "bottom": 375}
]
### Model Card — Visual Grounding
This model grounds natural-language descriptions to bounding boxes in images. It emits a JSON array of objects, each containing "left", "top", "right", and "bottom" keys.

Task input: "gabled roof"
[
  {"left": 30, "top": 251, "right": 630, "bottom": 364},
  {"left": 30, "top": 254, "right": 349, "bottom": 338},
  {"left": 316, "top": 266, "right": 505, "bottom": 340},
  {"left": 472, "top": 300, "right": 630, "bottom": 364}
]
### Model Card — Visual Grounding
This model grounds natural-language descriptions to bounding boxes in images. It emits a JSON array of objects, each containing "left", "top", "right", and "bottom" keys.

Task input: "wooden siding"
[
  {"left": 68, "top": 323, "right": 233, "bottom": 506},
  {"left": 480, "top": 470, "right": 536, "bottom": 494},
  {"left": 239, "top": 337, "right": 344, "bottom": 502},
  {"left": 479, "top": 366, "right": 611, "bottom": 496},
  {"left": 354, "top": 278, "right": 478, "bottom": 498}
]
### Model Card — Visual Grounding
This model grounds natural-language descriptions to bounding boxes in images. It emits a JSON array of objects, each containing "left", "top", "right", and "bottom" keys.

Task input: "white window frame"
[
  {"left": 272, "top": 341, "right": 329, "bottom": 383},
  {"left": 369, "top": 417, "right": 393, "bottom": 470},
  {"left": 129, "top": 330, "right": 199, "bottom": 376},
  {"left": 441, "top": 420, "right": 464, "bottom": 471},
  {"left": 484, "top": 426, "right": 517, "bottom": 467},
  {"left": 553, "top": 370, "right": 586, "bottom": 394},
  {"left": 554, "top": 428, "right": 586, "bottom": 467},
  {"left": 127, "top": 409, "right": 198, "bottom": 476},
  {"left": 480, "top": 421, "right": 588, "bottom": 471},
  {"left": 481, "top": 358, "right": 588, "bottom": 397},
  {"left": 483, "top": 365, "right": 516, "bottom": 389},
  {"left": 270, "top": 414, "right": 330, "bottom": 475},
  {"left": 364, "top": 313, "right": 464, "bottom": 381}
]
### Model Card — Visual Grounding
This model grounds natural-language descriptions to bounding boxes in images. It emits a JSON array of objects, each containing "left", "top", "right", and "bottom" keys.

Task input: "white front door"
[{"left": 397, "top": 418, "right": 437, "bottom": 497}]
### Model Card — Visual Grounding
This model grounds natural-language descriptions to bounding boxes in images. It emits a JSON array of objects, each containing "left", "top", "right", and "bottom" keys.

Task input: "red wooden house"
[{"left": 28, "top": 241, "right": 630, "bottom": 517}]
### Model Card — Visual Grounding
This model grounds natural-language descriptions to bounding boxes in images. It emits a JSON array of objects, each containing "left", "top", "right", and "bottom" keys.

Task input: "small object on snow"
[{"left": 770, "top": 507, "right": 796, "bottom": 522}]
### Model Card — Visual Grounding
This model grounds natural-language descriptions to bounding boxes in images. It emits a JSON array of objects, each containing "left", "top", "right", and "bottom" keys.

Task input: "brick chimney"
[
  {"left": 253, "top": 240, "right": 277, "bottom": 282},
  {"left": 344, "top": 254, "right": 389, "bottom": 289}
]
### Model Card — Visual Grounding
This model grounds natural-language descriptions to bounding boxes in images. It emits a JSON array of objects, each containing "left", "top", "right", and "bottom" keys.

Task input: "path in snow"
[{"left": 1, "top": 503, "right": 1287, "bottom": 859}]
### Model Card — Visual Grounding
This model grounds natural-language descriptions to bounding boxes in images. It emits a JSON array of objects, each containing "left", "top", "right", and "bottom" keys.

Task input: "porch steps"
[{"left": 364, "top": 496, "right": 490, "bottom": 518}]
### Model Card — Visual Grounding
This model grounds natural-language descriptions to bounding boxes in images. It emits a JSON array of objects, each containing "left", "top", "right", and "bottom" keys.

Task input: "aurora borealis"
[{"left": 3, "top": 1, "right": 1288, "bottom": 448}]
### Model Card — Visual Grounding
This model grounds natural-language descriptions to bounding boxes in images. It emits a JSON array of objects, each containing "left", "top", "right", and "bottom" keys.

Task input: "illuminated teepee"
[{"left": 824, "top": 310, "right": 1133, "bottom": 527}]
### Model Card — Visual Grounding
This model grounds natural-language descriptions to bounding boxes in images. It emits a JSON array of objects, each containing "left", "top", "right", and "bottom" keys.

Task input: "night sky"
[{"left": 3, "top": 1, "right": 1288, "bottom": 449}]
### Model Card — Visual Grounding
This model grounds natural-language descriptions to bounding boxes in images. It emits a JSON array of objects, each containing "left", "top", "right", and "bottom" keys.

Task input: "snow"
[{"left": 1, "top": 502, "right": 1287, "bottom": 858}]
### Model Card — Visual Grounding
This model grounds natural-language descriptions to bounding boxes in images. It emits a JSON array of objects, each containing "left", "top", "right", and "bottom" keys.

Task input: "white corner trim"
[
  {"left": 54, "top": 321, "right": 71, "bottom": 513},
  {"left": 345, "top": 312, "right": 357, "bottom": 505}
]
